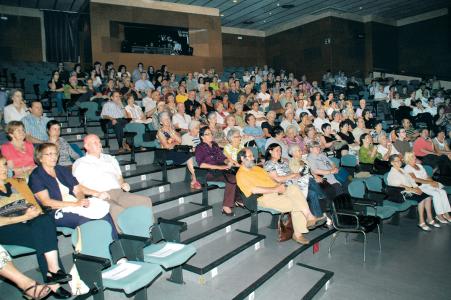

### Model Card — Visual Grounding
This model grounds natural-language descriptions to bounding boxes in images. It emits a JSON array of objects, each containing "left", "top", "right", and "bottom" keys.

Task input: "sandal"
[
  {"left": 23, "top": 283, "right": 51, "bottom": 300},
  {"left": 234, "top": 200, "right": 245, "bottom": 208},
  {"left": 435, "top": 216, "right": 448, "bottom": 224},
  {"left": 190, "top": 181, "right": 202, "bottom": 190},
  {"left": 427, "top": 220, "right": 440, "bottom": 228},
  {"left": 418, "top": 223, "right": 431, "bottom": 232}
]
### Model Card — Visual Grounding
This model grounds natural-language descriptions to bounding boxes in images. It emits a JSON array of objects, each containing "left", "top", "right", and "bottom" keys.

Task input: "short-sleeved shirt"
[
  {"left": 306, "top": 153, "right": 338, "bottom": 184},
  {"left": 236, "top": 166, "right": 277, "bottom": 197},
  {"left": 4, "top": 104, "right": 29, "bottom": 124},
  {"left": 72, "top": 153, "right": 122, "bottom": 192},
  {"left": 195, "top": 142, "right": 226, "bottom": 166},
  {"left": 172, "top": 113, "right": 191, "bottom": 130},
  {"left": 1, "top": 141, "right": 35, "bottom": 168},
  {"left": 101, "top": 101, "right": 125, "bottom": 119},
  {"left": 21, "top": 114, "right": 51, "bottom": 141},
  {"left": 413, "top": 137, "right": 434, "bottom": 157}
]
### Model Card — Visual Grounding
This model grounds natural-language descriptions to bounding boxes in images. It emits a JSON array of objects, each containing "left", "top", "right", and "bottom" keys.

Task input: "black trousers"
[
  {"left": 420, "top": 154, "right": 451, "bottom": 177},
  {"left": 107, "top": 118, "right": 128, "bottom": 147},
  {"left": 0, "top": 214, "right": 59, "bottom": 279}
]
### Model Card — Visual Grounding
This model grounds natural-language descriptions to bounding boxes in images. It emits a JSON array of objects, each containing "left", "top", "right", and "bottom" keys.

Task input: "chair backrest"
[
  {"left": 365, "top": 175, "right": 383, "bottom": 192},
  {"left": 331, "top": 193, "right": 355, "bottom": 215},
  {"left": 72, "top": 220, "right": 113, "bottom": 261},
  {"left": 78, "top": 102, "right": 99, "bottom": 121},
  {"left": 383, "top": 172, "right": 389, "bottom": 185},
  {"left": 423, "top": 165, "right": 433, "bottom": 177},
  {"left": 329, "top": 156, "right": 340, "bottom": 167},
  {"left": 341, "top": 154, "right": 357, "bottom": 167},
  {"left": 124, "top": 122, "right": 145, "bottom": 147},
  {"left": 117, "top": 206, "right": 154, "bottom": 238},
  {"left": 348, "top": 180, "right": 365, "bottom": 199}
]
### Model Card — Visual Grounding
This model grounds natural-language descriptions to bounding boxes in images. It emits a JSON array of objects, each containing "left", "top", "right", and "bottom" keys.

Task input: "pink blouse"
[{"left": 1, "top": 141, "right": 36, "bottom": 168}]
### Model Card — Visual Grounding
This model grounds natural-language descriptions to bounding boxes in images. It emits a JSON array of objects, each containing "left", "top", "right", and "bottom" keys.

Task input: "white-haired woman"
[
  {"left": 404, "top": 152, "right": 450, "bottom": 224},
  {"left": 223, "top": 128, "right": 244, "bottom": 165},
  {"left": 280, "top": 109, "right": 298, "bottom": 132},
  {"left": 181, "top": 120, "right": 201, "bottom": 148}
]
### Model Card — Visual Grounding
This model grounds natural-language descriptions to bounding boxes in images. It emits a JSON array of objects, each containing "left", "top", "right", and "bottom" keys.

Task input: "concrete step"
[
  {"left": 122, "top": 163, "right": 185, "bottom": 184},
  {"left": 155, "top": 202, "right": 213, "bottom": 225},
  {"left": 128, "top": 179, "right": 170, "bottom": 197}
]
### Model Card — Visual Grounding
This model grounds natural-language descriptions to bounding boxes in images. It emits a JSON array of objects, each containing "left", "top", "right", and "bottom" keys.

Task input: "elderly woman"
[
  {"left": 157, "top": 112, "right": 200, "bottom": 189},
  {"left": 4, "top": 89, "right": 28, "bottom": 124},
  {"left": 181, "top": 120, "right": 201, "bottom": 148},
  {"left": 376, "top": 134, "right": 400, "bottom": 161},
  {"left": 29, "top": 143, "right": 117, "bottom": 238},
  {"left": 195, "top": 127, "right": 241, "bottom": 216},
  {"left": 303, "top": 125, "right": 320, "bottom": 147},
  {"left": 243, "top": 114, "right": 266, "bottom": 153},
  {"left": 1, "top": 121, "right": 35, "bottom": 178},
  {"left": 223, "top": 128, "right": 244, "bottom": 165},
  {"left": 223, "top": 114, "right": 242, "bottom": 138},
  {"left": 404, "top": 152, "right": 450, "bottom": 224},
  {"left": 0, "top": 154, "right": 71, "bottom": 298},
  {"left": 206, "top": 111, "right": 227, "bottom": 147},
  {"left": 280, "top": 109, "right": 298, "bottom": 132},
  {"left": 264, "top": 143, "right": 327, "bottom": 220},
  {"left": 233, "top": 102, "right": 246, "bottom": 127},
  {"left": 387, "top": 155, "right": 434, "bottom": 231},
  {"left": 370, "top": 121, "right": 386, "bottom": 144},
  {"left": 283, "top": 125, "right": 306, "bottom": 154},
  {"left": 125, "top": 94, "right": 152, "bottom": 124},
  {"left": 46, "top": 120, "right": 80, "bottom": 167},
  {"left": 261, "top": 110, "right": 277, "bottom": 138}
]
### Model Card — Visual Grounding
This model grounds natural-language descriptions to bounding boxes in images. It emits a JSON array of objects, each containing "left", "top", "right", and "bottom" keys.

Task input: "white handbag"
[{"left": 69, "top": 227, "right": 90, "bottom": 296}]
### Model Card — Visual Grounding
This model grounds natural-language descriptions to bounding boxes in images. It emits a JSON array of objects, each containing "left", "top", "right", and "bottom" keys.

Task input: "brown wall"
[
  {"left": 0, "top": 15, "right": 42, "bottom": 61},
  {"left": 222, "top": 33, "right": 266, "bottom": 67},
  {"left": 90, "top": 2, "right": 223, "bottom": 74}
]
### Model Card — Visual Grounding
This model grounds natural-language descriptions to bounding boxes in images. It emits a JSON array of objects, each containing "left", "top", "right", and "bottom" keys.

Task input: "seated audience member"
[
  {"left": 313, "top": 109, "right": 330, "bottom": 132},
  {"left": 0, "top": 155, "right": 71, "bottom": 297},
  {"left": 223, "top": 114, "right": 242, "bottom": 137},
  {"left": 362, "top": 109, "right": 375, "bottom": 129},
  {"left": 29, "top": 143, "right": 116, "bottom": 238},
  {"left": 236, "top": 147, "right": 324, "bottom": 245},
  {"left": 1, "top": 121, "right": 36, "bottom": 178},
  {"left": 0, "top": 245, "right": 54, "bottom": 299},
  {"left": 223, "top": 128, "right": 244, "bottom": 165},
  {"left": 134, "top": 72, "right": 154, "bottom": 94},
  {"left": 261, "top": 110, "right": 277, "bottom": 138},
  {"left": 306, "top": 141, "right": 344, "bottom": 199},
  {"left": 433, "top": 130, "right": 451, "bottom": 159},
  {"left": 214, "top": 101, "right": 229, "bottom": 126},
  {"left": 151, "top": 100, "right": 167, "bottom": 131},
  {"left": 355, "top": 99, "right": 369, "bottom": 118},
  {"left": 329, "top": 111, "right": 341, "bottom": 132},
  {"left": 320, "top": 123, "right": 347, "bottom": 157},
  {"left": 392, "top": 127, "right": 412, "bottom": 156},
  {"left": 4, "top": 89, "right": 28, "bottom": 124},
  {"left": 413, "top": 128, "right": 451, "bottom": 180},
  {"left": 48, "top": 70, "right": 65, "bottom": 114},
  {"left": 434, "top": 106, "right": 450, "bottom": 133},
  {"left": 175, "top": 85, "right": 188, "bottom": 104},
  {"left": 172, "top": 102, "right": 192, "bottom": 133},
  {"left": 370, "top": 121, "right": 386, "bottom": 144},
  {"left": 125, "top": 94, "right": 152, "bottom": 124},
  {"left": 157, "top": 112, "right": 200, "bottom": 189},
  {"left": 387, "top": 155, "right": 434, "bottom": 231},
  {"left": 64, "top": 75, "right": 87, "bottom": 107},
  {"left": 265, "top": 126, "right": 289, "bottom": 159},
  {"left": 46, "top": 120, "right": 80, "bottom": 167},
  {"left": 401, "top": 118, "right": 419, "bottom": 141},
  {"left": 280, "top": 109, "right": 298, "bottom": 132},
  {"left": 352, "top": 117, "right": 370, "bottom": 141},
  {"left": 142, "top": 90, "right": 158, "bottom": 119},
  {"left": 412, "top": 100, "right": 434, "bottom": 128},
  {"left": 184, "top": 90, "right": 200, "bottom": 117},
  {"left": 404, "top": 152, "right": 450, "bottom": 224},
  {"left": 246, "top": 101, "right": 266, "bottom": 126},
  {"left": 359, "top": 134, "right": 382, "bottom": 164},
  {"left": 101, "top": 91, "right": 130, "bottom": 153},
  {"left": 283, "top": 125, "right": 306, "bottom": 154},
  {"left": 72, "top": 134, "right": 153, "bottom": 223},
  {"left": 233, "top": 102, "right": 246, "bottom": 127},
  {"left": 181, "top": 120, "right": 201, "bottom": 148},
  {"left": 376, "top": 134, "right": 400, "bottom": 161},
  {"left": 21, "top": 101, "right": 51, "bottom": 144},
  {"left": 298, "top": 112, "right": 312, "bottom": 136},
  {"left": 243, "top": 114, "right": 266, "bottom": 153},
  {"left": 206, "top": 111, "right": 227, "bottom": 147},
  {"left": 337, "top": 121, "right": 359, "bottom": 153},
  {"left": 195, "top": 127, "right": 241, "bottom": 216},
  {"left": 264, "top": 143, "right": 327, "bottom": 219},
  {"left": 303, "top": 124, "right": 320, "bottom": 146}
]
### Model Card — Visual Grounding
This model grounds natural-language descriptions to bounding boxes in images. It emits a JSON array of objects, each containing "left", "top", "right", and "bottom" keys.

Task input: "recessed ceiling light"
[
  {"left": 269, "top": 12, "right": 272, "bottom": 15},
  {"left": 221, "top": 14, "right": 224, "bottom": 17},
  {"left": 263, "top": 20, "right": 266, "bottom": 23},
  {"left": 277, "top": 3, "right": 280, "bottom": 6},
  {"left": 233, "top": 0, "right": 237, "bottom": 3},
  {"left": 359, "top": 6, "right": 363, "bottom": 10}
]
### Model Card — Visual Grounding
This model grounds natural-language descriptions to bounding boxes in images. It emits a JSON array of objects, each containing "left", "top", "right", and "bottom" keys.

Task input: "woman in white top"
[
  {"left": 387, "top": 154, "right": 434, "bottom": 231},
  {"left": 3, "top": 89, "right": 28, "bottom": 124},
  {"left": 403, "top": 152, "right": 450, "bottom": 224},
  {"left": 376, "top": 134, "right": 400, "bottom": 161},
  {"left": 124, "top": 95, "right": 151, "bottom": 124},
  {"left": 433, "top": 131, "right": 451, "bottom": 159}
]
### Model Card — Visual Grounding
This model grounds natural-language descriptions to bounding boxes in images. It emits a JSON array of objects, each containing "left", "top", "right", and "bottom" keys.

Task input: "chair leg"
[
  {"left": 377, "top": 225, "right": 382, "bottom": 252},
  {"left": 268, "top": 214, "right": 278, "bottom": 229},
  {"left": 167, "top": 266, "right": 184, "bottom": 284},
  {"left": 328, "top": 232, "right": 338, "bottom": 255},
  {"left": 362, "top": 231, "right": 367, "bottom": 262},
  {"left": 128, "top": 288, "right": 147, "bottom": 300},
  {"left": 407, "top": 206, "right": 417, "bottom": 219},
  {"left": 344, "top": 233, "right": 349, "bottom": 244}
]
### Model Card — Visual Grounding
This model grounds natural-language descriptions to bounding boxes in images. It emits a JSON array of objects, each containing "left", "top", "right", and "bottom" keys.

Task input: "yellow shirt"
[
  {"left": 236, "top": 166, "right": 277, "bottom": 197},
  {"left": 176, "top": 94, "right": 188, "bottom": 103}
]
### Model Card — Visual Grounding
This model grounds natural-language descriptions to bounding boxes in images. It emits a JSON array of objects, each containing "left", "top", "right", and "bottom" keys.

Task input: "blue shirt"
[
  {"left": 29, "top": 165, "right": 79, "bottom": 204},
  {"left": 21, "top": 114, "right": 51, "bottom": 141}
]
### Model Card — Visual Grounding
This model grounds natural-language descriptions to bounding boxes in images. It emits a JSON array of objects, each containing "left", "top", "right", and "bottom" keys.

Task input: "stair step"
[
  {"left": 155, "top": 202, "right": 212, "bottom": 222},
  {"left": 151, "top": 181, "right": 215, "bottom": 206},
  {"left": 183, "top": 229, "right": 265, "bottom": 275},
  {"left": 128, "top": 179, "right": 169, "bottom": 195}
]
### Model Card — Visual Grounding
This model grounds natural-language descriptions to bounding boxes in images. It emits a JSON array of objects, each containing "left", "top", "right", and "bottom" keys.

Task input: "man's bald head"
[{"left": 83, "top": 134, "right": 102, "bottom": 157}]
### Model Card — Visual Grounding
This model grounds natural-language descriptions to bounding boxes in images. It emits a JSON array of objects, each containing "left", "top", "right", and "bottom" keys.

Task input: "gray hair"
[
  {"left": 285, "top": 124, "right": 298, "bottom": 135},
  {"left": 234, "top": 103, "right": 243, "bottom": 111},
  {"left": 285, "top": 109, "right": 294, "bottom": 117},
  {"left": 226, "top": 128, "right": 241, "bottom": 142},
  {"left": 158, "top": 111, "right": 170, "bottom": 124},
  {"left": 288, "top": 144, "right": 301, "bottom": 156},
  {"left": 189, "top": 120, "right": 200, "bottom": 131},
  {"left": 266, "top": 110, "right": 276, "bottom": 118},
  {"left": 207, "top": 111, "right": 217, "bottom": 121}
]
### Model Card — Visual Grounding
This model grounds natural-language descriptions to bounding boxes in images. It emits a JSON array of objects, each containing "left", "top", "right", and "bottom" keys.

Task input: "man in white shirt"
[
  {"left": 172, "top": 102, "right": 191, "bottom": 132},
  {"left": 142, "top": 90, "right": 158, "bottom": 118},
  {"left": 73, "top": 134, "right": 152, "bottom": 225},
  {"left": 256, "top": 83, "right": 271, "bottom": 110}
]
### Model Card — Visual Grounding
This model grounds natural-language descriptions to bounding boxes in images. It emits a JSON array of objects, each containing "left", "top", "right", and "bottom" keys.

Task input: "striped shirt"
[
  {"left": 101, "top": 101, "right": 125, "bottom": 119},
  {"left": 21, "top": 114, "right": 51, "bottom": 141}
]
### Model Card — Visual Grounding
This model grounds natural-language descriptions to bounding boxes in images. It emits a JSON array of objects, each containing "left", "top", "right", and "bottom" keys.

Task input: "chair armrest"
[
  {"left": 194, "top": 167, "right": 225, "bottom": 185},
  {"left": 73, "top": 253, "right": 111, "bottom": 269},
  {"left": 366, "top": 190, "right": 386, "bottom": 205},
  {"left": 241, "top": 193, "right": 261, "bottom": 212},
  {"left": 118, "top": 233, "right": 150, "bottom": 243},
  {"left": 154, "top": 218, "right": 187, "bottom": 243},
  {"left": 335, "top": 211, "right": 360, "bottom": 230},
  {"left": 118, "top": 234, "right": 152, "bottom": 261}
]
